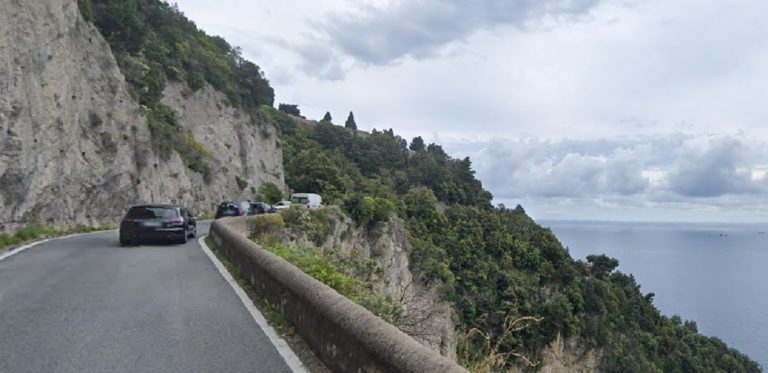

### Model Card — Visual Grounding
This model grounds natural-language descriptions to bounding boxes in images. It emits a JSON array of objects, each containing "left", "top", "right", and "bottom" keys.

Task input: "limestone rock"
[{"left": 0, "top": 0, "right": 284, "bottom": 230}]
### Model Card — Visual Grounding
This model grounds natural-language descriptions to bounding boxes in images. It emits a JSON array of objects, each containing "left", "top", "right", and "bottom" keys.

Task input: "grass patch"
[
  {"left": 279, "top": 208, "right": 335, "bottom": 247},
  {"left": 263, "top": 244, "right": 403, "bottom": 324},
  {"left": 249, "top": 214, "right": 402, "bottom": 324},
  {"left": 197, "top": 212, "right": 215, "bottom": 220},
  {"left": 0, "top": 224, "right": 115, "bottom": 252}
]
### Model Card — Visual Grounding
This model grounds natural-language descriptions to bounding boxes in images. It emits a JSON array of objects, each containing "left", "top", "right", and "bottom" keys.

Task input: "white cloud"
[
  {"left": 171, "top": 0, "right": 768, "bottom": 221},
  {"left": 442, "top": 133, "right": 768, "bottom": 222},
  {"left": 320, "top": 0, "right": 602, "bottom": 65}
]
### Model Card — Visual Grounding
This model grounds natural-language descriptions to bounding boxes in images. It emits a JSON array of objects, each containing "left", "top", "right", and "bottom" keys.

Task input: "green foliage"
[
  {"left": 146, "top": 106, "right": 212, "bottom": 175},
  {"left": 341, "top": 194, "right": 395, "bottom": 227},
  {"left": 249, "top": 215, "right": 403, "bottom": 324},
  {"left": 321, "top": 111, "right": 332, "bottom": 122},
  {"left": 278, "top": 103, "right": 300, "bottom": 116},
  {"left": 82, "top": 0, "right": 273, "bottom": 175},
  {"left": 587, "top": 254, "right": 619, "bottom": 279},
  {"left": 250, "top": 214, "right": 286, "bottom": 246},
  {"left": 264, "top": 243, "right": 403, "bottom": 324},
  {"left": 409, "top": 136, "right": 425, "bottom": 152},
  {"left": 345, "top": 111, "right": 357, "bottom": 130},
  {"left": 258, "top": 182, "right": 284, "bottom": 204},
  {"left": 285, "top": 148, "right": 358, "bottom": 203},
  {"left": 1, "top": 224, "right": 114, "bottom": 251},
  {"left": 274, "top": 113, "right": 760, "bottom": 372},
  {"left": 279, "top": 208, "right": 335, "bottom": 247},
  {"left": 87, "top": 0, "right": 274, "bottom": 108},
  {"left": 276, "top": 114, "right": 492, "bottom": 208}
]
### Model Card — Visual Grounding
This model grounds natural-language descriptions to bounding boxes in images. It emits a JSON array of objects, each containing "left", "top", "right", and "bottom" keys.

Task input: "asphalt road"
[{"left": 0, "top": 222, "right": 293, "bottom": 373}]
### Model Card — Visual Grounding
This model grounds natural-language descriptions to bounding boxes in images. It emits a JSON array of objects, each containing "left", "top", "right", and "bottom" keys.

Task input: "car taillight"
[{"left": 169, "top": 218, "right": 184, "bottom": 224}]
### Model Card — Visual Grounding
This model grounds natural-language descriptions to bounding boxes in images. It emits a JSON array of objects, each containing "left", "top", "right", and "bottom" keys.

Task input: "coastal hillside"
[
  {"left": 0, "top": 0, "right": 283, "bottom": 231},
  {"left": 273, "top": 114, "right": 760, "bottom": 372},
  {"left": 0, "top": 0, "right": 760, "bottom": 371}
]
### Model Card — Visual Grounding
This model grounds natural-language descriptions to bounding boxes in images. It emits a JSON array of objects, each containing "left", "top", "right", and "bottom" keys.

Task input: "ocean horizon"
[{"left": 543, "top": 219, "right": 768, "bottom": 369}]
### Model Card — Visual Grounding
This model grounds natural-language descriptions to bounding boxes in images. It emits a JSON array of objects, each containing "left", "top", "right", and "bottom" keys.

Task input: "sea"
[{"left": 542, "top": 220, "right": 768, "bottom": 369}]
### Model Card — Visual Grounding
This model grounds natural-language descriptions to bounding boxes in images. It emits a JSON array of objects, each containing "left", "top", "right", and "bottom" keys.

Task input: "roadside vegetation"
[
  {"left": 0, "top": 225, "right": 114, "bottom": 252},
  {"left": 272, "top": 109, "right": 760, "bottom": 372},
  {"left": 249, "top": 213, "right": 404, "bottom": 324}
]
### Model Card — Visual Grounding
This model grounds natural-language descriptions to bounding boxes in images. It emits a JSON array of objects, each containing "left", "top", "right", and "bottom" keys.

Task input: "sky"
[{"left": 173, "top": 0, "right": 768, "bottom": 223}]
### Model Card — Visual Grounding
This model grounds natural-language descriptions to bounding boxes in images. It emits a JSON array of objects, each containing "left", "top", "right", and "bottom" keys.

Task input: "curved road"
[{"left": 0, "top": 222, "right": 294, "bottom": 373}]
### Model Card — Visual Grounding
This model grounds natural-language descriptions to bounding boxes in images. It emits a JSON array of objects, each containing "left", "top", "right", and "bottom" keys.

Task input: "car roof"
[{"left": 129, "top": 204, "right": 180, "bottom": 209}]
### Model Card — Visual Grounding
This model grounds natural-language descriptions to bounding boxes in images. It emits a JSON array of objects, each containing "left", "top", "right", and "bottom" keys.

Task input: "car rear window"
[{"left": 126, "top": 206, "right": 178, "bottom": 219}]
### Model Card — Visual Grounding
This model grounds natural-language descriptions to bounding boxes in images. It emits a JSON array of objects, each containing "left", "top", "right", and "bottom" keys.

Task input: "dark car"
[
  {"left": 119, "top": 204, "right": 197, "bottom": 246},
  {"left": 249, "top": 202, "right": 275, "bottom": 215},
  {"left": 215, "top": 201, "right": 251, "bottom": 219}
]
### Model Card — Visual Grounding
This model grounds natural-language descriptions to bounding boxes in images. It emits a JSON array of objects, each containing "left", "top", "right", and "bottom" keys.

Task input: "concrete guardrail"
[{"left": 209, "top": 216, "right": 468, "bottom": 373}]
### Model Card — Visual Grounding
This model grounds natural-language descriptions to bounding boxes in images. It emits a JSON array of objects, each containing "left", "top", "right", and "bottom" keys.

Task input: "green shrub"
[
  {"left": 342, "top": 194, "right": 395, "bottom": 227},
  {"left": 1, "top": 224, "right": 114, "bottom": 251},
  {"left": 279, "top": 207, "right": 303, "bottom": 227},
  {"left": 250, "top": 214, "right": 285, "bottom": 246},
  {"left": 261, "top": 243, "right": 402, "bottom": 324},
  {"left": 258, "top": 182, "right": 284, "bottom": 204},
  {"left": 278, "top": 208, "right": 334, "bottom": 246},
  {"left": 278, "top": 103, "right": 300, "bottom": 116}
]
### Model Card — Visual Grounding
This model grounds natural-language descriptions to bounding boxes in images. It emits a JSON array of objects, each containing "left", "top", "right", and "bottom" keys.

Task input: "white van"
[{"left": 290, "top": 193, "right": 322, "bottom": 209}]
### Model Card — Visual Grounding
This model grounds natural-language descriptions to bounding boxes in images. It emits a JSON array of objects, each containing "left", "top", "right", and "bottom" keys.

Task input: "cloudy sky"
[{"left": 174, "top": 0, "right": 768, "bottom": 222}]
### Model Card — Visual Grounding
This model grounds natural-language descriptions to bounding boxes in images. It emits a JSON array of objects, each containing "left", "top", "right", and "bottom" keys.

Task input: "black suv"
[
  {"left": 215, "top": 201, "right": 251, "bottom": 219},
  {"left": 119, "top": 205, "right": 197, "bottom": 246},
  {"left": 249, "top": 202, "right": 275, "bottom": 215}
]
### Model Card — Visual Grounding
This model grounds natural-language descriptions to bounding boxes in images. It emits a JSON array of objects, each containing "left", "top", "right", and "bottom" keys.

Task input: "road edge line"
[
  {"left": 197, "top": 236, "right": 308, "bottom": 373},
  {"left": 0, "top": 230, "right": 117, "bottom": 263},
  {"left": 0, "top": 239, "right": 52, "bottom": 262}
]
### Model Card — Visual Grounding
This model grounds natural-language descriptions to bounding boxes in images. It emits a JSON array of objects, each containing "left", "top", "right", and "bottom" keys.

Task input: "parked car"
[
  {"left": 290, "top": 193, "right": 323, "bottom": 209},
  {"left": 249, "top": 202, "right": 275, "bottom": 215},
  {"left": 215, "top": 201, "right": 250, "bottom": 219},
  {"left": 119, "top": 204, "right": 197, "bottom": 246},
  {"left": 272, "top": 200, "right": 292, "bottom": 210}
]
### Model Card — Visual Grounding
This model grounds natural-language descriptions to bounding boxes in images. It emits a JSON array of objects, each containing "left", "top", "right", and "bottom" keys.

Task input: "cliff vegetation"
[
  {"left": 272, "top": 110, "right": 760, "bottom": 372},
  {"left": 78, "top": 0, "right": 274, "bottom": 175}
]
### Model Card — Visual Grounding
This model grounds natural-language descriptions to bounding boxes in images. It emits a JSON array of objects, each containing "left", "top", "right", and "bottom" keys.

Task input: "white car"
[
  {"left": 290, "top": 193, "right": 323, "bottom": 209},
  {"left": 272, "top": 200, "right": 292, "bottom": 210}
]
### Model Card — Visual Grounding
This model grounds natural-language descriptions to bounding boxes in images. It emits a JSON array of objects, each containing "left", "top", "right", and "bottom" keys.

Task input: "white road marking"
[
  {"left": 0, "top": 239, "right": 51, "bottom": 262},
  {"left": 0, "top": 230, "right": 115, "bottom": 263},
  {"left": 197, "top": 236, "right": 308, "bottom": 373}
]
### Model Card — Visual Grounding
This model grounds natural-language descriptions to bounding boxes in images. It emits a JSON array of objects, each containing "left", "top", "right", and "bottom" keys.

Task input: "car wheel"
[
  {"left": 178, "top": 229, "right": 189, "bottom": 244},
  {"left": 188, "top": 226, "right": 196, "bottom": 238},
  {"left": 119, "top": 235, "right": 130, "bottom": 246}
]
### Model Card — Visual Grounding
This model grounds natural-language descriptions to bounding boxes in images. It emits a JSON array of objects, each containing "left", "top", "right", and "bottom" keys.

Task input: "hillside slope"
[
  {"left": 0, "top": 0, "right": 283, "bottom": 230},
  {"left": 273, "top": 115, "right": 761, "bottom": 372}
]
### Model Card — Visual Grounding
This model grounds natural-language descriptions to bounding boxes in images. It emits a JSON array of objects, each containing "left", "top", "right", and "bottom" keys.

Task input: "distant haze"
[{"left": 174, "top": 0, "right": 768, "bottom": 222}]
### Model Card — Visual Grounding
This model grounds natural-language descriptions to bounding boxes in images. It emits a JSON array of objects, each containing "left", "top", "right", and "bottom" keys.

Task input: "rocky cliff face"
[
  {"left": 282, "top": 209, "right": 459, "bottom": 360},
  {"left": 0, "top": 0, "right": 283, "bottom": 231}
]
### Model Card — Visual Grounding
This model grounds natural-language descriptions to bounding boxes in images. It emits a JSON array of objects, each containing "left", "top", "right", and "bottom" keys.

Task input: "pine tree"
[
  {"left": 322, "top": 111, "right": 332, "bottom": 122},
  {"left": 409, "top": 136, "right": 425, "bottom": 152},
  {"left": 345, "top": 111, "right": 357, "bottom": 130}
]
